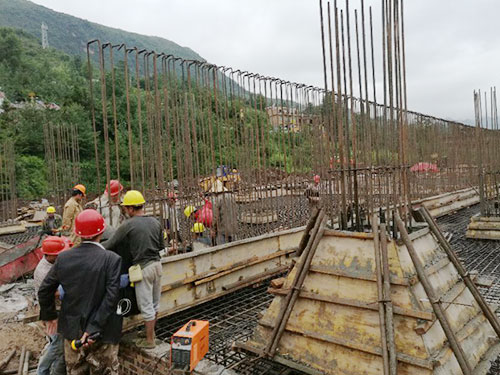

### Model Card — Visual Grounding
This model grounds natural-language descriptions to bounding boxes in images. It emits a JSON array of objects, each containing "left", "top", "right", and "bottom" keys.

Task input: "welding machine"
[{"left": 170, "top": 320, "right": 209, "bottom": 373}]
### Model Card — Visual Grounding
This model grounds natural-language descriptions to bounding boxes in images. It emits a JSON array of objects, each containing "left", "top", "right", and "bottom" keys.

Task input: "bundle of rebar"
[{"left": 81, "top": 0, "right": 500, "bottom": 244}]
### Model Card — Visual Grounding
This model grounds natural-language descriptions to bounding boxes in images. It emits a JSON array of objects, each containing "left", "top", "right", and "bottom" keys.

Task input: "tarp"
[{"left": 410, "top": 162, "right": 439, "bottom": 173}]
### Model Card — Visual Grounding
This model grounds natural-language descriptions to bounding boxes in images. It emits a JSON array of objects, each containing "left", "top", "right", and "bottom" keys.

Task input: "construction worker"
[
  {"left": 62, "top": 184, "right": 85, "bottom": 246},
  {"left": 164, "top": 192, "right": 181, "bottom": 245},
  {"left": 38, "top": 209, "right": 122, "bottom": 375},
  {"left": 103, "top": 190, "right": 164, "bottom": 349},
  {"left": 34, "top": 236, "right": 72, "bottom": 375},
  {"left": 305, "top": 174, "right": 321, "bottom": 210},
  {"left": 209, "top": 180, "right": 238, "bottom": 245},
  {"left": 41, "top": 206, "right": 62, "bottom": 236},
  {"left": 87, "top": 180, "right": 124, "bottom": 230},
  {"left": 190, "top": 222, "right": 211, "bottom": 252}
]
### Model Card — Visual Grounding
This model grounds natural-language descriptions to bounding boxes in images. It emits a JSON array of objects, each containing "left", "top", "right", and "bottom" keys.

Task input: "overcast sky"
[{"left": 31, "top": 0, "right": 499, "bottom": 123}]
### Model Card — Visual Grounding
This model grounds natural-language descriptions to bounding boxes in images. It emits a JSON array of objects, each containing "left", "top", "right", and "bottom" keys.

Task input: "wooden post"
[
  {"left": 380, "top": 223, "right": 397, "bottom": 374},
  {"left": 16, "top": 347, "right": 25, "bottom": 375},
  {"left": 419, "top": 206, "right": 500, "bottom": 338},
  {"left": 266, "top": 210, "right": 326, "bottom": 356},
  {"left": 395, "top": 213, "right": 471, "bottom": 375},
  {"left": 372, "top": 216, "right": 390, "bottom": 375}
]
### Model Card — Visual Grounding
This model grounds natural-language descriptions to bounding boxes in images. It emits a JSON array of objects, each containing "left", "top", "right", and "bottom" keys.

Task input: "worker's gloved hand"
[
  {"left": 57, "top": 285, "right": 65, "bottom": 300},
  {"left": 120, "top": 274, "right": 130, "bottom": 288}
]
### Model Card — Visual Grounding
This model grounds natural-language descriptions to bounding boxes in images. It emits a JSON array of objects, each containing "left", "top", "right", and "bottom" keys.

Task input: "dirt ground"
[{"left": 0, "top": 318, "right": 46, "bottom": 372}]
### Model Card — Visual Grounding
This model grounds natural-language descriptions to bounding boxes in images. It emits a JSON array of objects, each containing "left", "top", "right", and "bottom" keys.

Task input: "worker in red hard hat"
[
  {"left": 87, "top": 180, "right": 124, "bottom": 232},
  {"left": 39, "top": 209, "right": 122, "bottom": 375},
  {"left": 34, "top": 235, "right": 72, "bottom": 375},
  {"left": 62, "top": 184, "right": 86, "bottom": 246}
]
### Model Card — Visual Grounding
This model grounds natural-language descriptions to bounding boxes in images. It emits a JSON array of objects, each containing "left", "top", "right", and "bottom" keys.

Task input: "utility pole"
[{"left": 41, "top": 22, "right": 49, "bottom": 49}]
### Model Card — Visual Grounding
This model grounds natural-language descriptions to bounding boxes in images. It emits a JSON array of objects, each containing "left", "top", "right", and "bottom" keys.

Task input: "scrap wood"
[
  {"left": 270, "top": 277, "right": 285, "bottom": 289},
  {"left": 16, "top": 346, "right": 25, "bottom": 375},
  {"left": 0, "top": 349, "right": 16, "bottom": 371}
]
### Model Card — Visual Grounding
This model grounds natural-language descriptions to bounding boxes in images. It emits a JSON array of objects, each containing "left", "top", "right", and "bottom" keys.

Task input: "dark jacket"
[
  {"left": 38, "top": 242, "right": 122, "bottom": 344},
  {"left": 102, "top": 215, "right": 164, "bottom": 268}
]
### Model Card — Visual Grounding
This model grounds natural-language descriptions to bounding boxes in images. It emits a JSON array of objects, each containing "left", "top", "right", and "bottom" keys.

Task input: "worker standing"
[
  {"left": 103, "top": 190, "right": 164, "bottom": 349},
  {"left": 41, "top": 206, "right": 62, "bottom": 236},
  {"left": 87, "top": 180, "right": 124, "bottom": 230},
  {"left": 34, "top": 236, "right": 72, "bottom": 375},
  {"left": 62, "top": 184, "right": 85, "bottom": 246},
  {"left": 38, "top": 209, "right": 122, "bottom": 375},
  {"left": 305, "top": 175, "right": 321, "bottom": 210},
  {"left": 164, "top": 192, "right": 181, "bottom": 245},
  {"left": 190, "top": 223, "right": 211, "bottom": 252},
  {"left": 210, "top": 180, "right": 238, "bottom": 245}
]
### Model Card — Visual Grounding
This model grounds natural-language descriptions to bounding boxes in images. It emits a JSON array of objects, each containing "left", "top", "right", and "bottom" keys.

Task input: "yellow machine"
[{"left": 170, "top": 320, "right": 209, "bottom": 373}]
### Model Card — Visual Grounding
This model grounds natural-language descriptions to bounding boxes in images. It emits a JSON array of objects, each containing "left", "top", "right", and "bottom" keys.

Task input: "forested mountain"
[{"left": 0, "top": 0, "right": 204, "bottom": 62}]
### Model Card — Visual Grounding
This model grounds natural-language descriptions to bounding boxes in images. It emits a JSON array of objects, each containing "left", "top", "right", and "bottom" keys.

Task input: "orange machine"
[{"left": 170, "top": 320, "right": 209, "bottom": 372}]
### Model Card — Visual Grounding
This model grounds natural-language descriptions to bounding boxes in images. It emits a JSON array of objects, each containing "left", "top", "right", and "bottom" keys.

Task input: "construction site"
[{"left": 1, "top": 0, "right": 500, "bottom": 374}]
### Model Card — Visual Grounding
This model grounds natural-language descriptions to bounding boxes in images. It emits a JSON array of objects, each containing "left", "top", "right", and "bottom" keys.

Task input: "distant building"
[{"left": 266, "top": 106, "right": 317, "bottom": 133}]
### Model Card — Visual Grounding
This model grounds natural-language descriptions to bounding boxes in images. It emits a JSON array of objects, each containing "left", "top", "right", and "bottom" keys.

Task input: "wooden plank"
[
  {"left": 124, "top": 266, "right": 287, "bottom": 331},
  {"left": 233, "top": 342, "right": 324, "bottom": 375},
  {"left": 222, "top": 266, "right": 289, "bottom": 291},
  {"left": 194, "top": 249, "right": 293, "bottom": 286},
  {"left": 162, "top": 248, "right": 294, "bottom": 292},
  {"left": 424, "top": 256, "right": 450, "bottom": 277},
  {"left": 257, "top": 319, "right": 433, "bottom": 370},
  {"left": 270, "top": 277, "right": 285, "bottom": 289},
  {"left": 308, "top": 264, "right": 410, "bottom": 286},
  {"left": 323, "top": 229, "right": 374, "bottom": 239},
  {"left": 268, "top": 288, "right": 434, "bottom": 321},
  {"left": 414, "top": 278, "right": 474, "bottom": 335},
  {"left": 0, "top": 224, "right": 26, "bottom": 236}
]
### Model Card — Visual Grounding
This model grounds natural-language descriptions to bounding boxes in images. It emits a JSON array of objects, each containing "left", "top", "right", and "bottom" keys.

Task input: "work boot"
[{"left": 135, "top": 338, "right": 156, "bottom": 349}]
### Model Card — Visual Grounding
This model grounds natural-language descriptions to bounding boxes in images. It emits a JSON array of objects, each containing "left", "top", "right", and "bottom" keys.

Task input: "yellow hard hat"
[
  {"left": 73, "top": 184, "right": 86, "bottom": 196},
  {"left": 46, "top": 206, "right": 56, "bottom": 214},
  {"left": 191, "top": 222, "right": 205, "bottom": 233},
  {"left": 121, "top": 190, "right": 146, "bottom": 206},
  {"left": 184, "top": 205, "right": 196, "bottom": 218}
]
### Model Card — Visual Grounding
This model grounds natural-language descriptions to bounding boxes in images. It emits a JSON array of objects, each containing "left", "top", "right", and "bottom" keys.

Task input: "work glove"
[{"left": 120, "top": 274, "right": 130, "bottom": 288}]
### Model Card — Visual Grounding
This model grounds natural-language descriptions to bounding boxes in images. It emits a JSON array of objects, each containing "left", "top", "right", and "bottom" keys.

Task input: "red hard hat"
[
  {"left": 313, "top": 174, "right": 320, "bottom": 183},
  {"left": 105, "top": 180, "right": 123, "bottom": 197},
  {"left": 42, "top": 236, "right": 73, "bottom": 255},
  {"left": 74, "top": 209, "right": 106, "bottom": 239}
]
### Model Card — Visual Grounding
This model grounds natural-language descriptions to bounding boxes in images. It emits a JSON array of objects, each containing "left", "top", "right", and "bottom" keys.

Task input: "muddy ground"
[{"left": 0, "top": 280, "right": 45, "bottom": 373}]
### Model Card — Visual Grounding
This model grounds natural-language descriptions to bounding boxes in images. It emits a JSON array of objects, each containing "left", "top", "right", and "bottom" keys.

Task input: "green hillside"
[{"left": 0, "top": 0, "right": 204, "bottom": 61}]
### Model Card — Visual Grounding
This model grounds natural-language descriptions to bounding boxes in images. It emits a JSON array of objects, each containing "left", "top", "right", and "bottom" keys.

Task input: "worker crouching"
[
  {"left": 38, "top": 209, "right": 122, "bottom": 375},
  {"left": 103, "top": 190, "right": 164, "bottom": 349}
]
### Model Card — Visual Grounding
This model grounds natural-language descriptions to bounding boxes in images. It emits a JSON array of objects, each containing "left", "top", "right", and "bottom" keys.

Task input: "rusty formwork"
[
  {"left": 146, "top": 205, "right": 500, "bottom": 375},
  {"left": 235, "top": 207, "right": 500, "bottom": 375}
]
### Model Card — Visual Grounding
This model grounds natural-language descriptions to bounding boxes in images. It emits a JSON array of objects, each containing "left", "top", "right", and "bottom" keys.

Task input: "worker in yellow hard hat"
[
  {"left": 189, "top": 222, "right": 211, "bottom": 252},
  {"left": 41, "top": 206, "right": 62, "bottom": 236},
  {"left": 62, "top": 184, "right": 86, "bottom": 246},
  {"left": 184, "top": 205, "right": 196, "bottom": 219},
  {"left": 102, "top": 190, "right": 164, "bottom": 349}
]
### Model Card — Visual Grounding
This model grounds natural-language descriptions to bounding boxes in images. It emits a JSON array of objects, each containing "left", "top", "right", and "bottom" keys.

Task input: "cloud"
[{"left": 30, "top": 0, "right": 500, "bottom": 122}]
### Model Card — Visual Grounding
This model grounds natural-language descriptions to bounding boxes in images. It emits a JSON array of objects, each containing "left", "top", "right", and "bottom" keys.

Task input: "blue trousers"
[{"left": 37, "top": 333, "right": 66, "bottom": 375}]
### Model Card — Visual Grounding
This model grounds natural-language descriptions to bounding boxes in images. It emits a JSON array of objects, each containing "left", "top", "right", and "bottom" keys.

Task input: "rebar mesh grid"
[
  {"left": 437, "top": 205, "right": 500, "bottom": 375},
  {"left": 154, "top": 276, "right": 306, "bottom": 375},
  {"left": 0, "top": 225, "right": 40, "bottom": 246}
]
